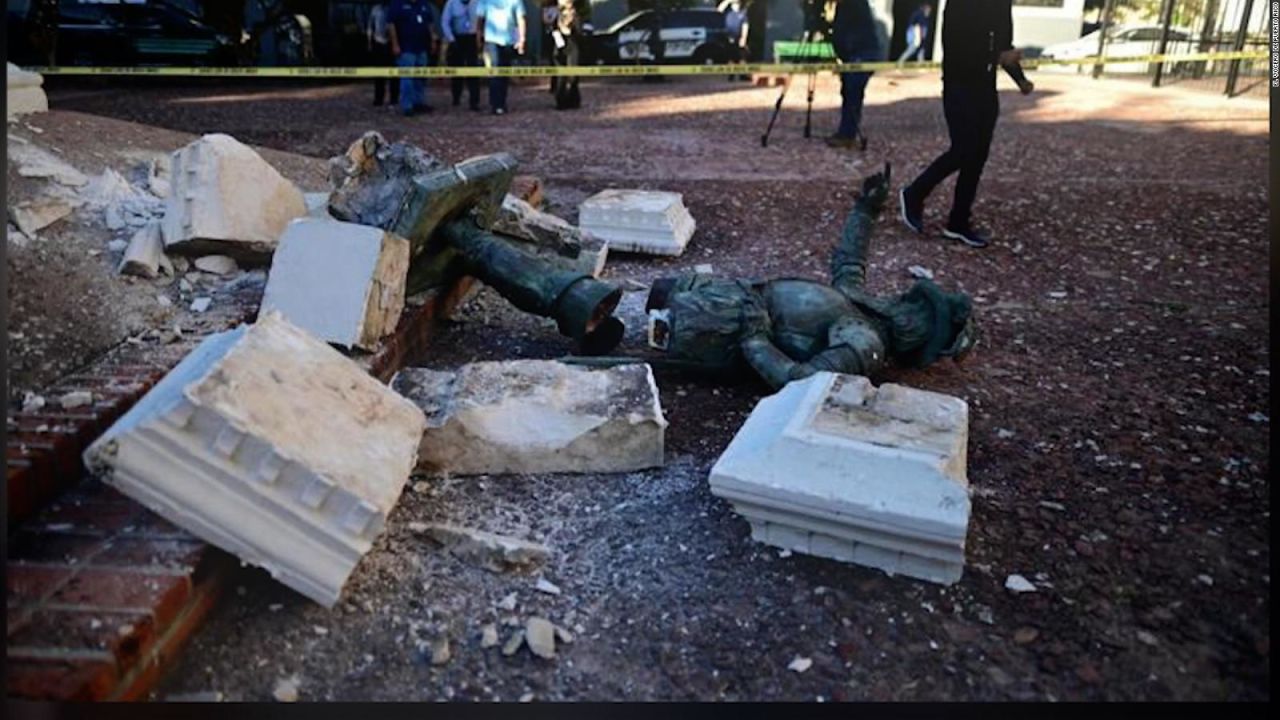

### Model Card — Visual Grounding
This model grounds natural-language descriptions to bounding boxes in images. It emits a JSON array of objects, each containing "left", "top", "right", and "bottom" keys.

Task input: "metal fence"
[{"left": 1084, "top": 0, "right": 1270, "bottom": 97}]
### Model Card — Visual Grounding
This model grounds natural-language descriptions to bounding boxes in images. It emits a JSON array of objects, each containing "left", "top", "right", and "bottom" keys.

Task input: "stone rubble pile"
[{"left": 73, "top": 127, "right": 974, "bottom": 618}]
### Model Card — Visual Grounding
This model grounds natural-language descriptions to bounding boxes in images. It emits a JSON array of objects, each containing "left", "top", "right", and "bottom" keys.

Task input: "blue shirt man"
[
  {"left": 476, "top": 0, "right": 527, "bottom": 114},
  {"left": 387, "top": 0, "right": 441, "bottom": 115},
  {"left": 476, "top": 0, "right": 526, "bottom": 49},
  {"left": 441, "top": 0, "right": 478, "bottom": 42}
]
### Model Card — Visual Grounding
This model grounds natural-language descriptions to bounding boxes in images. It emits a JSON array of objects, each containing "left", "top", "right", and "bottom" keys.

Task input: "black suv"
[{"left": 585, "top": 8, "right": 737, "bottom": 66}]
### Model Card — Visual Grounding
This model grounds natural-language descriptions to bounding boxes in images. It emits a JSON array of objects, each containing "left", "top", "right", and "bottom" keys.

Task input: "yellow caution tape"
[{"left": 24, "top": 50, "right": 1265, "bottom": 78}]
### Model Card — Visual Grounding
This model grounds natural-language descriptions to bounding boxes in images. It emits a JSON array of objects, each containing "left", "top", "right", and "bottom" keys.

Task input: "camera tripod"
[
  {"left": 760, "top": 31, "right": 820, "bottom": 147},
  {"left": 760, "top": 30, "right": 868, "bottom": 150}
]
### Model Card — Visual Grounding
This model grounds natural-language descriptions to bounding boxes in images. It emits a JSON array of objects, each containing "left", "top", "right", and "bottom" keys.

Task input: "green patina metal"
[
  {"left": 328, "top": 133, "right": 624, "bottom": 352},
  {"left": 638, "top": 168, "right": 978, "bottom": 389}
]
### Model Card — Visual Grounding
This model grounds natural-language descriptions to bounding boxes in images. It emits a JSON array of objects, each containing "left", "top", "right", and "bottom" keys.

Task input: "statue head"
[{"left": 884, "top": 280, "right": 976, "bottom": 368}]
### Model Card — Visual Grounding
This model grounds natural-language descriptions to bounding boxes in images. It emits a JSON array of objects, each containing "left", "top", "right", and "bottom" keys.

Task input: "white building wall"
[{"left": 933, "top": 0, "right": 1086, "bottom": 59}]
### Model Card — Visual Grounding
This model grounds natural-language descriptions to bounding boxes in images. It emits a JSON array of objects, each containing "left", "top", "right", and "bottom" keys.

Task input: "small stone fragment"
[
  {"left": 193, "top": 255, "right": 239, "bottom": 276},
  {"left": 480, "top": 624, "right": 499, "bottom": 648},
  {"left": 1135, "top": 630, "right": 1159, "bottom": 646},
  {"left": 22, "top": 392, "right": 46, "bottom": 413},
  {"left": 553, "top": 625, "right": 575, "bottom": 644},
  {"left": 59, "top": 391, "right": 93, "bottom": 410},
  {"left": 9, "top": 196, "right": 74, "bottom": 237},
  {"left": 1005, "top": 574, "right": 1036, "bottom": 593},
  {"left": 119, "top": 221, "right": 166, "bottom": 279},
  {"left": 190, "top": 297, "right": 212, "bottom": 313},
  {"left": 1013, "top": 627, "right": 1039, "bottom": 644},
  {"left": 907, "top": 265, "right": 934, "bottom": 280},
  {"left": 502, "top": 629, "right": 525, "bottom": 657},
  {"left": 107, "top": 239, "right": 128, "bottom": 253},
  {"left": 787, "top": 656, "right": 813, "bottom": 673},
  {"left": 525, "top": 617, "right": 556, "bottom": 659},
  {"left": 497, "top": 592, "right": 518, "bottom": 611},
  {"left": 413, "top": 522, "right": 549, "bottom": 572},
  {"left": 272, "top": 677, "right": 299, "bottom": 702},
  {"left": 535, "top": 578, "right": 561, "bottom": 596},
  {"left": 429, "top": 638, "right": 451, "bottom": 665},
  {"left": 490, "top": 193, "right": 608, "bottom": 277}
]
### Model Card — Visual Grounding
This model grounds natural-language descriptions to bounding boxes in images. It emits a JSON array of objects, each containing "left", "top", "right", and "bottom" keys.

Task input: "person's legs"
[
  {"left": 460, "top": 36, "right": 480, "bottom": 109},
  {"left": 490, "top": 44, "right": 511, "bottom": 112},
  {"left": 836, "top": 71, "right": 871, "bottom": 138},
  {"left": 906, "top": 84, "right": 977, "bottom": 202},
  {"left": 946, "top": 86, "right": 998, "bottom": 230},
  {"left": 485, "top": 42, "right": 500, "bottom": 110},
  {"left": 396, "top": 51, "right": 418, "bottom": 115},
  {"left": 416, "top": 50, "right": 430, "bottom": 110},
  {"left": 448, "top": 41, "right": 463, "bottom": 105},
  {"left": 386, "top": 44, "right": 400, "bottom": 105}
]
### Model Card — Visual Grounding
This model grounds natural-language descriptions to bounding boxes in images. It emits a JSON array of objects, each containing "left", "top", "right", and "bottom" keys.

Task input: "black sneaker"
[
  {"left": 899, "top": 187, "right": 924, "bottom": 234},
  {"left": 942, "top": 224, "right": 991, "bottom": 248}
]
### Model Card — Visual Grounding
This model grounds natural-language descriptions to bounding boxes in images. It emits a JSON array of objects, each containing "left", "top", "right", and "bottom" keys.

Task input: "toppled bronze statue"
[
  {"left": 570, "top": 165, "right": 977, "bottom": 388},
  {"left": 326, "top": 135, "right": 973, "bottom": 382},
  {"left": 327, "top": 132, "right": 623, "bottom": 353}
]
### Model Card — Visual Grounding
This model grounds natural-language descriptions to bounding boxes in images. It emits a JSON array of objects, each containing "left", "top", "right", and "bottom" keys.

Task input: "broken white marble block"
[
  {"left": 709, "top": 372, "right": 971, "bottom": 585},
  {"left": 578, "top": 189, "right": 695, "bottom": 257},
  {"left": 8, "top": 196, "right": 74, "bottom": 238},
  {"left": 491, "top": 194, "right": 608, "bottom": 277},
  {"left": 260, "top": 218, "right": 410, "bottom": 351},
  {"left": 393, "top": 360, "right": 666, "bottom": 476},
  {"left": 7, "top": 63, "right": 48, "bottom": 119},
  {"left": 160, "top": 134, "right": 307, "bottom": 262},
  {"left": 82, "top": 311, "right": 427, "bottom": 607}
]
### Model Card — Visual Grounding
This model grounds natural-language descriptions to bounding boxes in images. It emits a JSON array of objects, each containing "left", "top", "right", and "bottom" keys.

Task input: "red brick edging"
[{"left": 7, "top": 276, "right": 476, "bottom": 701}]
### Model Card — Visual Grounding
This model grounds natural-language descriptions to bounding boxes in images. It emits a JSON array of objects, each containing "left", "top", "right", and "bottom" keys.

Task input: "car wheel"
[{"left": 691, "top": 46, "right": 718, "bottom": 66}]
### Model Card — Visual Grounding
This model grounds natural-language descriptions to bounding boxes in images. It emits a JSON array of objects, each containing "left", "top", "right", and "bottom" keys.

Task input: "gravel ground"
[{"left": 40, "top": 71, "right": 1270, "bottom": 701}]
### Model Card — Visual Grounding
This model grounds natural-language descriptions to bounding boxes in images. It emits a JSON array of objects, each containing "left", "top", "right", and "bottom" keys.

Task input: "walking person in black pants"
[
  {"left": 368, "top": 1, "right": 400, "bottom": 107},
  {"left": 899, "top": 0, "right": 1033, "bottom": 248},
  {"left": 442, "top": 0, "right": 481, "bottom": 110},
  {"left": 551, "top": 0, "right": 583, "bottom": 110}
]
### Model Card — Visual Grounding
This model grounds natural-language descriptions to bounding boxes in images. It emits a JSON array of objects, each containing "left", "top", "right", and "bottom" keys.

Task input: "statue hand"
[{"left": 858, "top": 163, "right": 891, "bottom": 214}]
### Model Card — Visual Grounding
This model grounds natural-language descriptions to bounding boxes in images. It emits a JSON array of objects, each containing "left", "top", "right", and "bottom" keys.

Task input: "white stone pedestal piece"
[
  {"left": 709, "top": 372, "right": 970, "bottom": 584},
  {"left": 160, "top": 134, "right": 307, "bottom": 261},
  {"left": 7, "top": 63, "right": 48, "bottom": 119},
  {"left": 393, "top": 360, "right": 666, "bottom": 476},
  {"left": 83, "top": 312, "right": 427, "bottom": 606},
  {"left": 578, "top": 190, "right": 695, "bottom": 257},
  {"left": 260, "top": 218, "right": 410, "bottom": 351}
]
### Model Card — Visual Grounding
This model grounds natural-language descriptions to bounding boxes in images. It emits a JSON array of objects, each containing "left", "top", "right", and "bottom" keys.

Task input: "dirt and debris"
[{"left": 13, "top": 72, "right": 1269, "bottom": 701}]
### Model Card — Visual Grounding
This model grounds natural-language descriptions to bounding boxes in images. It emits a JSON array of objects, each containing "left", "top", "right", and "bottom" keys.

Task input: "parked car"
[
  {"left": 52, "top": 1, "right": 239, "bottom": 67},
  {"left": 584, "top": 8, "right": 738, "bottom": 65},
  {"left": 1042, "top": 24, "right": 1196, "bottom": 73}
]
